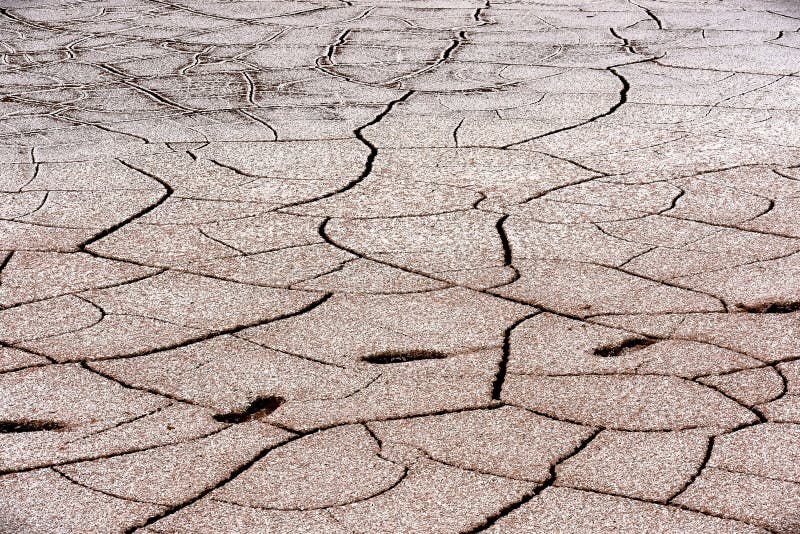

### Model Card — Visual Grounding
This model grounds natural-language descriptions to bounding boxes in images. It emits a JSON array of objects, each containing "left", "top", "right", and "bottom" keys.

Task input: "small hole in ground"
[
  {"left": 737, "top": 301, "right": 800, "bottom": 314},
  {"left": 593, "top": 338, "right": 657, "bottom": 358},
  {"left": 0, "top": 420, "right": 65, "bottom": 433},
  {"left": 213, "top": 396, "right": 285, "bottom": 424},
  {"left": 362, "top": 350, "right": 448, "bottom": 364}
]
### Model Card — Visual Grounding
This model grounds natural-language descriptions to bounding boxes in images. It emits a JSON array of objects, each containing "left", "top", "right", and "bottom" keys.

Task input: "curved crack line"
[
  {"left": 78, "top": 160, "right": 173, "bottom": 251},
  {"left": 502, "top": 56, "right": 662, "bottom": 149},
  {"left": 318, "top": 217, "right": 618, "bottom": 333},
  {"left": 274, "top": 90, "right": 414, "bottom": 212},
  {"left": 609, "top": 27, "right": 636, "bottom": 54},
  {"left": 666, "top": 433, "right": 715, "bottom": 504},
  {"left": 82, "top": 361, "right": 208, "bottom": 409},
  {"left": 52, "top": 467, "right": 168, "bottom": 507},
  {"left": 123, "top": 431, "right": 300, "bottom": 533},
  {"left": 0, "top": 424, "right": 232, "bottom": 477},
  {"left": 75, "top": 292, "right": 333, "bottom": 364},
  {"left": 462, "top": 428, "right": 603, "bottom": 533},
  {"left": 367, "top": 424, "right": 548, "bottom": 484},
  {"left": 558, "top": 486, "right": 778, "bottom": 533},
  {"left": 214, "top": 465, "right": 410, "bottom": 513},
  {"left": 627, "top": 0, "right": 663, "bottom": 29},
  {"left": 62, "top": 403, "right": 174, "bottom": 446},
  {"left": 0, "top": 268, "right": 165, "bottom": 313},
  {"left": 277, "top": 402, "right": 504, "bottom": 435},
  {"left": 491, "top": 313, "right": 539, "bottom": 401}
]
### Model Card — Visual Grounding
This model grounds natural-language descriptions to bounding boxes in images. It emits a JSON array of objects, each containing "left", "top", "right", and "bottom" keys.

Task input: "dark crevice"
[
  {"left": 665, "top": 211, "right": 800, "bottom": 241},
  {"left": 751, "top": 198, "right": 775, "bottom": 220},
  {"left": 4, "top": 13, "right": 789, "bottom": 531},
  {"left": 121, "top": 80, "right": 198, "bottom": 113},
  {"left": 363, "top": 422, "right": 383, "bottom": 449},
  {"left": 290, "top": 258, "right": 354, "bottom": 287},
  {"left": 0, "top": 269, "right": 165, "bottom": 313},
  {"left": 212, "top": 396, "right": 285, "bottom": 424},
  {"left": 234, "top": 336, "right": 349, "bottom": 369},
  {"left": 735, "top": 301, "right": 800, "bottom": 314},
  {"left": 616, "top": 245, "right": 656, "bottom": 269},
  {"left": 0, "top": 7, "right": 49, "bottom": 29},
  {"left": 442, "top": 31, "right": 466, "bottom": 62},
  {"left": 608, "top": 262, "right": 729, "bottom": 312},
  {"left": 362, "top": 350, "right": 448, "bottom": 364},
  {"left": 423, "top": 451, "right": 535, "bottom": 483},
  {"left": 461, "top": 489, "right": 538, "bottom": 532},
  {"left": 208, "top": 159, "right": 276, "bottom": 179},
  {"left": 593, "top": 337, "right": 657, "bottom": 357},
  {"left": 658, "top": 187, "right": 685, "bottom": 214},
  {"left": 0, "top": 419, "right": 65, "bottom": 433},
  {"left": 277, "top": 403, "right": 503, "bottom": 435},
  {"left": 771, "top": 365, "right": 790, "bottom": 404},
  {"left": 691, "top": 378, "right": 766, "bottom": 422},
  {"left": 491, "top": 313, "right": 540, "bottom": 400},
  {"left": 496, "top": 214, "right": 513, "bottom": 267}
]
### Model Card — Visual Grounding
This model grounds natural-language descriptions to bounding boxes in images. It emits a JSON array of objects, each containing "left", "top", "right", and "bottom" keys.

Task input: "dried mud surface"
[{"left": 1, "top": 0, "right": 800, "bottom": 532}]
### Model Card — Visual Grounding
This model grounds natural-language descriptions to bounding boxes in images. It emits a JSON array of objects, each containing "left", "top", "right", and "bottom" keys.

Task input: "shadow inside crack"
[
  {"left": 362, "top": 350, "right": 448, "bottom": 364},
  {"left": 593, "top": 338, "right": 657, "bottom": 358},
  {"left": 213, "top": 396, "right": 285, "bottom": 424},
  {"left": 0, "top": 419, "right": 65, "bottom": 433},
  {"left": 736, "top": 301, "right": 800, "bottom": 314}
]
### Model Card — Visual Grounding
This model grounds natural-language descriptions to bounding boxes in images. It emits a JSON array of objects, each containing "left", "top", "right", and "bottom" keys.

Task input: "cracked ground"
[{"left": 1, "top": 0, "right": 800, "bottom": 532}]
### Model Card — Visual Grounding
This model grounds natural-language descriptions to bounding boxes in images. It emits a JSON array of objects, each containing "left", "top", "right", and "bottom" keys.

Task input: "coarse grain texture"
[{"left": 0, "top": 0, "right": 799, "bottom": 531}]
